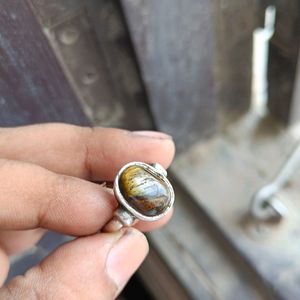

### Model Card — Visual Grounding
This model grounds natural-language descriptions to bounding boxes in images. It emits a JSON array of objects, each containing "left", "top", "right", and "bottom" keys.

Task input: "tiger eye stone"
[{"left": 119, "top": 166, "right": 171, "bottom": 216}]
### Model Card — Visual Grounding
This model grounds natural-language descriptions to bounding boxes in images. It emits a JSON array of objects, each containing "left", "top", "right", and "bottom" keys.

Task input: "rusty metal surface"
[
  {"left": 29, "top": 0, "right": 153, "bottom": 129},
  {"left": 172, "top": 112, "right": 300, "bottom": 299}
]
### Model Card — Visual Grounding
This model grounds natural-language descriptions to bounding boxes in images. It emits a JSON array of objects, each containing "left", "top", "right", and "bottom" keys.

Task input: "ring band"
[{"left": 103, "top": 162, "right": 175, "bottom": 232}]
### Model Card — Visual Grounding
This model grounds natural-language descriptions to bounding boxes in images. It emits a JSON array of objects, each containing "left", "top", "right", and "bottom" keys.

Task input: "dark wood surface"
[
  {"left": 29, "top": 0, "right": 153, "bottom": 130},
  {"left": 122, "top": 0, "right": 255, "bottom": 152},
  {"left": 84, "top": 0, "right": 154, "bottom": 130},
  {"left": 0, "top": 0, "right": 89, "bottom": 127},
  {"left": 213, "top": 0, "right": 254, "bottom": 123},
  {"left": 122, "top": 0, "right": 218, "bottom": 152}
]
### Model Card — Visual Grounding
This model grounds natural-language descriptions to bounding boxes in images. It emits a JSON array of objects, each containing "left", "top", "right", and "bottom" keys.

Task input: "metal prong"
[
  {"left": 103, "top": 207, "right": 137, "bottom": 232},
  {"left": 102, "top": 217, "right": 124, "bottom": 232},
  {"left": 150, "top": 163, "right": 167, "bottom": 177}
]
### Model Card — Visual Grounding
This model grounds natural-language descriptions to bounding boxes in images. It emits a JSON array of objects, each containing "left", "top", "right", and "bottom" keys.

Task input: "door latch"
[{"left": 251, "top": 142, "right": 300, "bottom": 221}]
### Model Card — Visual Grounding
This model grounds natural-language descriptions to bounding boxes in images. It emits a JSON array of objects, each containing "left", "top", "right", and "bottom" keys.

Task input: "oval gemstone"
[{"left": 119, "top": 166, "right": 171, "bottom": 216}]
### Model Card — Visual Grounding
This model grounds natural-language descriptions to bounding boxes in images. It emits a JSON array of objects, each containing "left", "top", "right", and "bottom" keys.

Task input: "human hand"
[{"left": 0, "top": 123, "right": 175, "bottom": 299}]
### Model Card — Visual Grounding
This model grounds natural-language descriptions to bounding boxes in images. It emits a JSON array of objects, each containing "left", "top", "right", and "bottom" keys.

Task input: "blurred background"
[{"left": 1, "top": 0, "right": 300, "bottom": 299}]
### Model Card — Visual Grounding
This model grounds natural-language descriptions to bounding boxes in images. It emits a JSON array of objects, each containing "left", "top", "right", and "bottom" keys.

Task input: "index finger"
[
  {"left": 0, "top": 159, "right": 173, "bottom": 235},
  {"left": 0, "top": 124, "right": 175, "bottom": 181}
]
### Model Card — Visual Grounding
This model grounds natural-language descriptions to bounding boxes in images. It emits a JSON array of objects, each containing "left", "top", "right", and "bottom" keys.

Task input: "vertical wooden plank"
[
  {"left": 122, "top": 0, "right": 255, "bottom": 151},
  {"left": 267, "top": 0, "right": 300, "bottom": 124},
  {"left": 83, "top": 0, "right": 153, "bottom": 130},
  {"left": 0, "top": 0, "right": 89, "bottom": 126},
  {"left": 212, "top": 0, "right": 255, "bottom": 123},
  {"left": 290, "top": 53, "right": 300, "bottom": 124},
  {"left": 122, "top": 0, "right": 218, "bottom": 152}
]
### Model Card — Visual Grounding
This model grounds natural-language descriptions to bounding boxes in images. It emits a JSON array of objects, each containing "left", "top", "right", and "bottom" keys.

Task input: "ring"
[{"left": 103, "top": 162, "right": 175, "bottom": 232}]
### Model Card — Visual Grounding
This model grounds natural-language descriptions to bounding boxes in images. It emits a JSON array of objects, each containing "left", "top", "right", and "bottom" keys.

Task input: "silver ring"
[{"left": 103, "top": 162, "right": 175, "bottom": 232}]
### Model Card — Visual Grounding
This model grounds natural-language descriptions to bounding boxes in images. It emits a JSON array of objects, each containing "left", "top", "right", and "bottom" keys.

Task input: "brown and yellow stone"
[{"left": 119, "top": 166, "right": 171, "bottom": 216}]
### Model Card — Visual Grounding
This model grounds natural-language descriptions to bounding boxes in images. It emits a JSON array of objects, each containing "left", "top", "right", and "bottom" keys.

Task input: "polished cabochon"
[{"left": 113, "top": 162, "right": 175, "bottom": 221}]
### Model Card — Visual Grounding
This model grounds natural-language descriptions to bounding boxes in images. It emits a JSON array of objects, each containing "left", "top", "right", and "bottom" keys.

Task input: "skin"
[{"left": 0, "top": 123, "right": 175, "bottom": 299}]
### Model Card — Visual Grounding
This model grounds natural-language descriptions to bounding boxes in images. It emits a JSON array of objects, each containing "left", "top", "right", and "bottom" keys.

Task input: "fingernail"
[
  {"left": 106, "top": 228, "right": 148, "bottom": 295},
  {"left": 132, "top": 130, "right": 173, "bottom": 140}
]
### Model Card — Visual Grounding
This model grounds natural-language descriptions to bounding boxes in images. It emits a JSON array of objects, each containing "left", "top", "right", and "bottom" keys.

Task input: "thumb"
[{"left": 0, "top": 228, "right": 148, "bottom": 299}]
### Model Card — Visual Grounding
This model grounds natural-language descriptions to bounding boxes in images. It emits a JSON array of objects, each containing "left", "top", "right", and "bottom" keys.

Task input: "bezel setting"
[{"left": 113, "top": 161, "right": 175, "bottom": 222}]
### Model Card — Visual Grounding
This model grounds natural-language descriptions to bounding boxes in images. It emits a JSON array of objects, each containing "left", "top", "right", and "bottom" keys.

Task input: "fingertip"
[
  {"left": 131, "top": 130, "right": 173, "bottom": 140},
  {"left": 90, "top": 128, "right": 176, "bottom": 180},
  {"left": 160, "top": 137, "right": 176, "bottom": 169},
  {"left": 135, "top": 135, "right": 175, "bottom": 170}
]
